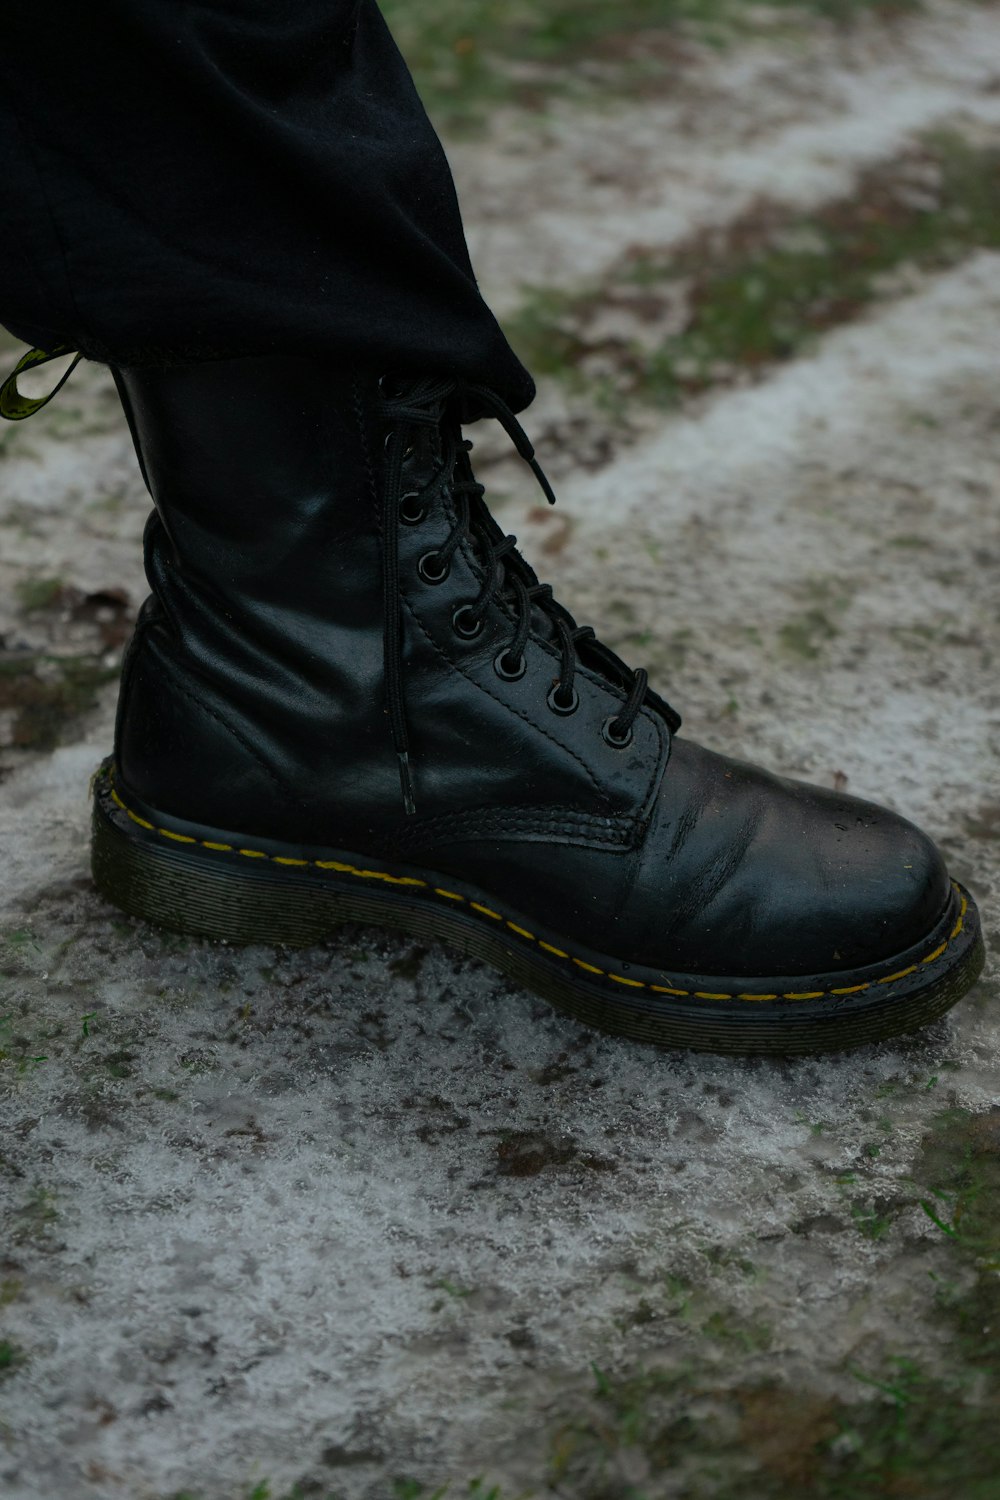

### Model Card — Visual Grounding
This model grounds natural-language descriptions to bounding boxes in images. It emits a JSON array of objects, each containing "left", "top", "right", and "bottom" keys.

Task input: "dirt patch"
[
  {"left": 493, "top": 1129, "right": 616, "bottom": 1178},
  {"left": 508, "top": 132, "right": 1000, "bottom": 408},
  {"left": 738, "top": 1386, "right": 842, "bottom": 1486},
  {"left": 0, "top": 652, "right": 119, "bottom": 752},
  {"left": 384, "top": 0, "right": 926, "bottom": 130}
]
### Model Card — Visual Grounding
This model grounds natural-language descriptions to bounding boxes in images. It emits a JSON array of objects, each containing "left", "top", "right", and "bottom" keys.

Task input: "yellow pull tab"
[{"left": 0, "top": 344, "right": 82, "bottom": 421}]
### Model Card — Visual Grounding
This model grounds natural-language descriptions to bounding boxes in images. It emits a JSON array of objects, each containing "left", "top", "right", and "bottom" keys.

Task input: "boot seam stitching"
[
  {"left": 104, "top": 771, "right": 967, "bottom": 1006},
  {"left": 397, "top": 828, "right": 629, "bottom": 847},
  {"left": 390, "top": 806, "right": 634, "bottom": 846}
]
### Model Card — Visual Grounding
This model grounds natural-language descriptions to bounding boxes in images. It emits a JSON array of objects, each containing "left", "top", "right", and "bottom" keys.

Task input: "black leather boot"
[{"left": 83, "top": 354, "right": 983, "bottom": 1053}]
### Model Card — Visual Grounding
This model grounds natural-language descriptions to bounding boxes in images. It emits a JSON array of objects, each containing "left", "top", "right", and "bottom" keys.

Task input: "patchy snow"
[
  {"left": 1, "top": 7, "right": 998, "bottom": 1499},
  {"left": 453, "top": 1, "right": 1000, "bottom": 309}
]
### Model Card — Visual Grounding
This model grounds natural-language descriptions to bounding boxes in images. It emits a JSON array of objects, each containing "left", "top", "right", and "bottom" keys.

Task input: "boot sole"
[{"left": 91, "top": 761, "right": 985, "bottom": 1056}]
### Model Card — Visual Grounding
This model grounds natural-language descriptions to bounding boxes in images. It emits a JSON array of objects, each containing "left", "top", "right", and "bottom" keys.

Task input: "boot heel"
[{"left": 90, "top": 762, "right": 351, "bottom": 946}]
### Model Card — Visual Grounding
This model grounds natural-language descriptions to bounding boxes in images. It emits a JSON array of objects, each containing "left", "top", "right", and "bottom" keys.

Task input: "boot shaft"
[
  {"left": 115, "top": 356, "right": 384, "bottom": 638},
  {"left": 112, "top": 354, "right": 668, "bottom": 853}
]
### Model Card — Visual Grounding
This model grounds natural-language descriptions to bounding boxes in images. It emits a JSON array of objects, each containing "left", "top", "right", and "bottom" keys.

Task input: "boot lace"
[{"left": 378, "top": 376, "right": 680, "bottom": 814}]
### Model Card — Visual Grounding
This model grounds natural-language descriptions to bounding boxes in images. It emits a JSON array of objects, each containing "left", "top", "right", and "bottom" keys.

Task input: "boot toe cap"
[
  {"left": 638, "top": 742, "right": 952, "bottom": 978},
  {"left": 773, "top": 796, "right": 951, "bottom": 973}
]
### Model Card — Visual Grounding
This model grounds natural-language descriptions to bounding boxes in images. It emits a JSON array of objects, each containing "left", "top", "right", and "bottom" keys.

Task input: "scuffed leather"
[{"left": 113, "top": 355, "right": 951, "bottom": 977}]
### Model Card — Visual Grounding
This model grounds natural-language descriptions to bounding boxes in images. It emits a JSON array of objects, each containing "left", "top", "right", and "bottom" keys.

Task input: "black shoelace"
[{"left": 379, "top": 377, "right": 679, "bottom": 814}]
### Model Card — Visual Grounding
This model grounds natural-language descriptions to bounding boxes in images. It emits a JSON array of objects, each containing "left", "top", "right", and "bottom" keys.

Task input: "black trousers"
[{"left": 0, "top": 1, "right": 534, "bottom": 413}]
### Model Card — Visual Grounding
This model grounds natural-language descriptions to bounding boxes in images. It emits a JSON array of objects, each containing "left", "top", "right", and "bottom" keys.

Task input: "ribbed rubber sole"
[{"left": 90, "top": 762, "right": 986, "bottom": 1055}]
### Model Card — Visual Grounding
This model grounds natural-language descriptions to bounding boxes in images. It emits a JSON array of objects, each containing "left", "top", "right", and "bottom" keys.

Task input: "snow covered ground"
[{"left": 1, "top": 5, "right": 998, "bottom": 1497}]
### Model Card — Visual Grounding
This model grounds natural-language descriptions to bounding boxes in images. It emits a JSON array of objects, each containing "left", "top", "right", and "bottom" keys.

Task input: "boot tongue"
[{"left": 379, "top": 376, "right": 683, "bottom": 815}]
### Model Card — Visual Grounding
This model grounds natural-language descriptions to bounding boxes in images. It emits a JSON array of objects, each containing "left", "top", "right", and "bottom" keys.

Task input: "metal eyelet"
[
  {"left": 602, "top": 716, "right": 634, "bottom": 749},
  {"left": 494, "top": 649, "right": 527, "bottom": 682},
  {"left": 452, "top": 605, "right": 484, "bottom": 640},
  {"left": 418, "top": 551, "right": 450, "bottom": 585},
  {"left": 383, "top": 430, "right": 416, "bottom": 461},
  {"left": 400, "top": 491, "right": 427, "bottom": 525},
  {"left": 546, "top": 684, "right": 579, "bottom": 716}
]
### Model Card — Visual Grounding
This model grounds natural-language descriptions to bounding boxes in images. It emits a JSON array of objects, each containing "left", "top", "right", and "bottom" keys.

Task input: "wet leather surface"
[{"left": 114, "top": 355, "right": 951, "bottom": 976}]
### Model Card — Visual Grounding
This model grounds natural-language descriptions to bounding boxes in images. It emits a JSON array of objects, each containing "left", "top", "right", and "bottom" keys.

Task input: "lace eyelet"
[
  {"left": 602, "top": 716, "right": 634, "bottom": 749},
  {"left": 546, "top": 684, "right": 579, "bottom": 716},
  {"left": 452, "top": 605, "right": 484, "bottom": 640},
  {"left": 400, "top": 491, "right": 427, "bottom": 525},
  {"left": 383, "top": 430, "right": 416, "bottom": 461},
  {"left": 418, "top": 551, "right": 450, "bottom": 585},
  {"left": 494, "top": 649, "right": 527, "bottom": 682}
]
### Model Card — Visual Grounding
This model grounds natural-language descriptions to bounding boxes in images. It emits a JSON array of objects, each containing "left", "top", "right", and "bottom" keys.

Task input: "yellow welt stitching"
[
  {"left": 110, "top": 786, "right": 155, "bottom": 831},
  {"left": 105, "top": 774, "right": 972, "bottom": 1007},
  {"left": 314, "top": 858, "right": 426, "bottom": 885}
]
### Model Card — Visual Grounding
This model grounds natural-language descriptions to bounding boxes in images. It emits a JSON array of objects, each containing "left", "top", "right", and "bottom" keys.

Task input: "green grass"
[
  {"left": 548, "top": 1361, "right": 706, "bottom": 1493},
  {"left": 916, "top": 1107, "right": 1000, "bottom": 1270},
  {"left": 0, "top": 1339, "right": 25, "bottom": 1379},
  {"left": 0, "top": 1008, "right": 60, "bottom": 1076},
  {"left": 15, "top": 575, "right": 66, "bottom": 612},
  {"left": 10, "top": 1187, "right": 59, "bottom": 1248},
  {"left": 383, "top": 0, "right": 922, "bottom": 129},
  {"left": 506, "top": 131, "right": 1000, "bottom": 406}
]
